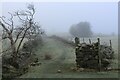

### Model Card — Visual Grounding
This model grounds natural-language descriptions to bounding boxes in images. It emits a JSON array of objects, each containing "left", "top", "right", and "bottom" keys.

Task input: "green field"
[{"left": 19, "top": 36, "right": 119, "bottom": 78}]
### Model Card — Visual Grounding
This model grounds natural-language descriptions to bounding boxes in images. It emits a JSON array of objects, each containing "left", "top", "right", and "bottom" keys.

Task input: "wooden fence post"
[
  {"left": 98, "top": 38, "right": 101, "bottom": 72},
  {"left": 75, "top": 37, "right": 79, "bottom": 46},
  {"left": 89, "top": 39, "right": 91, "bottom": 44},
  {"left": 110, "top": 40, "right": 112, "bottom": 48}
]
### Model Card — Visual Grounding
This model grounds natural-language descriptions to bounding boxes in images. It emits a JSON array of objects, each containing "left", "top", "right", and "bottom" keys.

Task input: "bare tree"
[
  {"left": 69, "top": 22, "right": 93, "bottom": 38},
  {"left": 0, "top": 12, "right": 17, "bottom": 59},
  {"left": 0, "top": 4, "right": 39, "bottom": 62}
]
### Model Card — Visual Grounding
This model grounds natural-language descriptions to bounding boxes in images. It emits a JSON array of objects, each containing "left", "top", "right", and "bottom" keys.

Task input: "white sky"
[
  {"left": 0, "top": 0, "right": 119, "bottom": 35},
  {"left": 0, "top": 0, "right": 119, "bottom": 2}
]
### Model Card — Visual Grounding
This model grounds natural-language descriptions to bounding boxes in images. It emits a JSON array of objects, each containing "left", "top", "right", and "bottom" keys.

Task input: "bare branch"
[
  {"left": 0, "top": 16, "right": 11, "bottom": 27},
  {"left": 27, "top": 4, "right": 35, "bottom": 19},
  {"left": 14, "top": 28, "right": 24, "bottom": 43},
  {"left": 25, "top": 11, "right": 32, "bottom": 16},
  {"left": 8, "top": 12, "right": 14, "bottom": 33},
  {"left": 16, "top": 17, "right": 33, "bottom": 53},
  {"left": 0, "top": 20, "right": 10, "bottom": 34},
  {"left": 15, "top": 11, "right": 26, "bottom": 21}
]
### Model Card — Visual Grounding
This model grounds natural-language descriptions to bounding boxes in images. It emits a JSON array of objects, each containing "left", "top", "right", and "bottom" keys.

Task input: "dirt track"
[{"left": 20, "top": 38, "right": 75, "bottom": 78}]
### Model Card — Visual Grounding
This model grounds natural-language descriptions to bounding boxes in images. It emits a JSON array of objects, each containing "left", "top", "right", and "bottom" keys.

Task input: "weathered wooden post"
[
  {"left": 109, "top": 40, "right": 112, "bottom": 48},
  {"left": 89, "top": 39, "right": 91, "bottom": 44},
  {"left": 97, "top": 38, "right": 101, "bottom": 71},
  {"left": 75, "top": 37, "right": 80, "bottom": 46}
]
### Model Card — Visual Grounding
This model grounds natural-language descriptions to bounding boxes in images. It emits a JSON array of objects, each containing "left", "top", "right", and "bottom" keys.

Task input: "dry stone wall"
[{"left": 75, "top": 37, "right": 114, "bottom": 71}]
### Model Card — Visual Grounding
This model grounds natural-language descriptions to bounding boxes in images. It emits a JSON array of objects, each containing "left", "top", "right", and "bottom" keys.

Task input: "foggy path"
[{"left": 20, "top": 38, "right": 75, "bottom": 78}]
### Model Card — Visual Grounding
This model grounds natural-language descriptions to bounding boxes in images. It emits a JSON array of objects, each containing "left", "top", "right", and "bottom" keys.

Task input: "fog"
[{"left": 2, "top": 2, "right": 118, "bottom": 35}]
